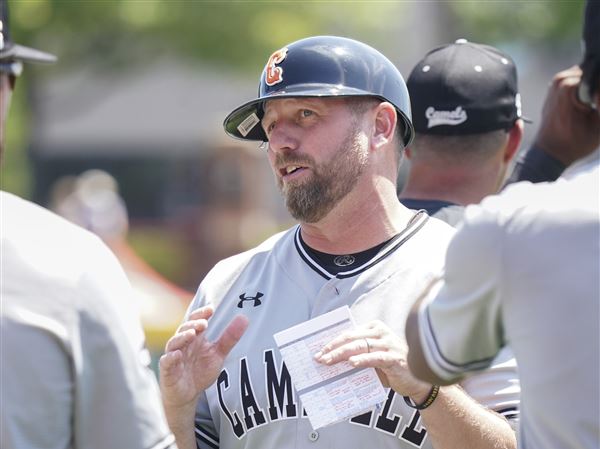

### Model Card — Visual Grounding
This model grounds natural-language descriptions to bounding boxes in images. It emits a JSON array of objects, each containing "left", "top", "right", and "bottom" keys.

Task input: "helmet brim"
[{"left": 223, "top": 85, "right": 414, "bottom": 146}]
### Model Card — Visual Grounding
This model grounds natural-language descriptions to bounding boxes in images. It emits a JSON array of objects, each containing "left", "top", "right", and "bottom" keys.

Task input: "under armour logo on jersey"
[{"left": 238, "top": 292, "right": 264, "bottom": 308}]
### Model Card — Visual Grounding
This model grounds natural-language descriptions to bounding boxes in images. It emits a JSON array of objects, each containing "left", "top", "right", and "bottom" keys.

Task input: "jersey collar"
[{"left": 294, "top": 210, "right": 429, "bottom": 280}]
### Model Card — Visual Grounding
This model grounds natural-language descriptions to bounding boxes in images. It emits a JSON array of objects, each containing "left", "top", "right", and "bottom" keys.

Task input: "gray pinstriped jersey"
[{"left": 187, "top": 212, "right": 519, "bottom": 449}]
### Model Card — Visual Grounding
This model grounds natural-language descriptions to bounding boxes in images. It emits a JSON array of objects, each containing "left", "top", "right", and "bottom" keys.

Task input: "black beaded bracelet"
[{"left": 403, "top": 385, "right": 440, "bottom": 410}]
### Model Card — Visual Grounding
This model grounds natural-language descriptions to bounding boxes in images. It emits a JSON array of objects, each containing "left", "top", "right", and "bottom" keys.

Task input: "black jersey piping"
[
  {"left": 424, "top": 305, "right": 496, "bottom": 373},
  {"left": 294, "top": 210, "right": 429, "bottom": 280},
  {"left": 336, "top": 211, "right": 429, "bottom": 279},
  {"left": 195, "top": 425, "right": 219, "bottom": 449},
  {"left": 294, "top": 229, "right": 334, "bottom": 280}
]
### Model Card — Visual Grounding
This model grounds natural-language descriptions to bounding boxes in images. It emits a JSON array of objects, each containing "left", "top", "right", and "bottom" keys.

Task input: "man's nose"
[{"left": 267, "top": 121, "right": 299, "bottom": 154}]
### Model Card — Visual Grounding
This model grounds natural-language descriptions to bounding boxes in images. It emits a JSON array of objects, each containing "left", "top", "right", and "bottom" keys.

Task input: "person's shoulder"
[
  {"left": 1, "top": 192, "right": 138, "bottom": 333},
  {"left": 1, "top": 191, "right": 120, "bottom": 280},
  {"left": 215, "top": 226, "right": 293, "bottom": 268},
  {"left": 420, "top": 212, "right": 456, "bottom": 241},
  {"left": 2, "top": 191, "right": 108, "bottom": 249},
  {"left": 561, "top": 148, "right": 599, "bottom": 179},
  {"left": 481, "top": 158, "right": 599, "bottom": 221},
  {"left": 400, "top": 211, "right": 456, "bottom": 265},
  {"left": 431, "top": 204, "right": 466, "bottom": 228}
]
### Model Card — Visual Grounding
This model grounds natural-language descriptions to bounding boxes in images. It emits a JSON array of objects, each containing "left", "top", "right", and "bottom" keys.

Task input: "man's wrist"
[
  {"left": 404, "top": 385, "right": 440, "bottom": 410},
  {"left": 163, "top": 398, "right": 198, "bottom": 433}
]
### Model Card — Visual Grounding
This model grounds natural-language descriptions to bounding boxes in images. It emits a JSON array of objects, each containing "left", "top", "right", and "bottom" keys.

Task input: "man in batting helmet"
[{"left": 161, "top": 35, "right": 518, "bottom": 449}]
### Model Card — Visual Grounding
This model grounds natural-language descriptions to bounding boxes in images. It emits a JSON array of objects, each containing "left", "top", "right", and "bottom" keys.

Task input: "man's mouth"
[{"left": 280, "top": 165, "right": 308, "bottom": 178}]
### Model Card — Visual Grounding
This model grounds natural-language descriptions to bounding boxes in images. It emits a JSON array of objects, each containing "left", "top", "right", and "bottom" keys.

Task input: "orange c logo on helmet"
[{"left": 265, "top": 47, "right": 288, "bottom": 86}]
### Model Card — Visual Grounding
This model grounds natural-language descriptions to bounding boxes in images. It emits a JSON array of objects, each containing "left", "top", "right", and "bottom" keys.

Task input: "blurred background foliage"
[{"left": 7, "top": 1, "right": 585, "bottom": 72}]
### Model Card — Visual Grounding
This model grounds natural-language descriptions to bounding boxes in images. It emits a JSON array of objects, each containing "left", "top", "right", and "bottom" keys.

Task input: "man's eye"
[
  {"left": 266, "top": 121, "right": 276, "bottom": 133},
  {"left": 301, "top": 109, "right": 314, "bottom": 118}
]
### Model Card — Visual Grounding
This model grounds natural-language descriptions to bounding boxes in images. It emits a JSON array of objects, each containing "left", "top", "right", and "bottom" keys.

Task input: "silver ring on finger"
[{"left": 364, "top": 338, "right": 371, "bottom": 353}]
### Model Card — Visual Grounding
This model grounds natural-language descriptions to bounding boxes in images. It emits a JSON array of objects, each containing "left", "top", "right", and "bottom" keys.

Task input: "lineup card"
[{"left": 273, "top": 306, "right": 387, "bottom": 430}]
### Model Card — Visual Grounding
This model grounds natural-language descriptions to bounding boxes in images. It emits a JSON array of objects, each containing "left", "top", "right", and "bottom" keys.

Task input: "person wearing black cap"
[
  {"left": 399, "top": 39, "right": 523, "bottom": 424},
  {"left": 399, "top": 39, "right": 526, "bottom": 226},
  {"left": 0, "top": 1, "right": 177, "bottom": 448},
  {"left": 406, "top": 2, "right": 600, "bottom": 448}
]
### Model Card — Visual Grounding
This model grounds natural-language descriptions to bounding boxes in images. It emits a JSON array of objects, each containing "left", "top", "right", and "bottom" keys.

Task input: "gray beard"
[{"left": 277, "top": 127, "right": 367, "bottom": 223}]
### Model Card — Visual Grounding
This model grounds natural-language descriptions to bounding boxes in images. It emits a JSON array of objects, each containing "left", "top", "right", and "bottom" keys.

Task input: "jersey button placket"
[{"left": 308, "top": 430, "right": 319, "bottom": 442}]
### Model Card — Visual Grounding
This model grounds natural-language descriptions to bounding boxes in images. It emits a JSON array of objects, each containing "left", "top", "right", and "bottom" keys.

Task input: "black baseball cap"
[
  {"left": 0, "top": 0, "right": 56, "bottom": 74},
  {"left": 578, "top": 0, "right": 600, "bottom": 106},
  {"left": 407, "top": 39, "right": 528, "bottom": 136}
]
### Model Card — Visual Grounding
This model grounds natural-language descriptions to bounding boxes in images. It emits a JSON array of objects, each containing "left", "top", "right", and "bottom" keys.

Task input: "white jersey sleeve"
[{"left": 417, "top": 205, "right": 506, "bottom": 382}]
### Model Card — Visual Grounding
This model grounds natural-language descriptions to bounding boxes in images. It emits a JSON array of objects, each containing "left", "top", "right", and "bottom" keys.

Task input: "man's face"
[
  {"left": 262, "top": 97, "right": 369, "bottom": 223},
  {"left": 0, "top": 71, "right": 14, "bottom": 158}
]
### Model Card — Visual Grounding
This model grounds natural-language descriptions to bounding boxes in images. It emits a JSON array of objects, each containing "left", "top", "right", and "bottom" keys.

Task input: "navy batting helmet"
[{"left": 223, "top": 35, "right": 414, "bottom": 147}]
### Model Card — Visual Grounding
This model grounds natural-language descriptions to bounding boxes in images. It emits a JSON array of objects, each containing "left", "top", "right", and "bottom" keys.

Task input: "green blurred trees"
[
  {"left": 450, "top": 1, "right": 585, "bottom": 44},
  {"left": 10, "top": 1, "right": 403, "bottom": 73},
  {"left": 9, "top": 1, "right": 585, "bottom": 73}
]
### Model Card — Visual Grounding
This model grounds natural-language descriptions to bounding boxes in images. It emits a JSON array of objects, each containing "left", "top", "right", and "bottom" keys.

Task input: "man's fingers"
[
  {"left": 164, "top": 328, "right": 196, "bottom": 353},
  {"left": 176, "top": 319, "right": 208, "bottom": 335},
  {"left": 159, "top": 349, "right": 183, "bottom": 380},
  {"left": 215, "top": 315, "right": 249, "bottom": 357},
  {"left": 315, "top": 321, "right": 385, "bottom": 359},
  {"left": 316, "top": 338, "right": 370, "bottom": 364},
  {"left": 188, "top": 305, "right": 215, "bottom": 321},
  {"left": 316, "top": 326, "right": 376, "bottom": 356}
]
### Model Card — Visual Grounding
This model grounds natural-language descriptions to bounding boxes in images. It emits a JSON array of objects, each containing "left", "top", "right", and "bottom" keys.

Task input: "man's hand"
[
  {"left": 159, "top": 305, "right": 248, "bottom": 446},
  {"left": 534, "top": 65, "right": 600, "bottom": 166},
  {"left": 314, "top": 320, "right": 432, "bottom": 402}
]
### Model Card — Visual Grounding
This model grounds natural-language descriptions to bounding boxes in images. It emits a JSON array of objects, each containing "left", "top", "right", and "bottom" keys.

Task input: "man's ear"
[
  {"left": 371, "top": 102, "right": 397, "bottom": 150},
  {"left": 504, "top": 119, "right": 524, "bottom": 163}
]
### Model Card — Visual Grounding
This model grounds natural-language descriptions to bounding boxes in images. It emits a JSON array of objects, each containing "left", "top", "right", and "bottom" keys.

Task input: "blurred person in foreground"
[
  {"left": 405, "top": 2, "right": 600, "bottom": 448},
  {"left": 0, "top": 1, "right": 177, "bottom": 448},
  {"left": 159, "top": 35, "right": 517, "bottom": 449}
]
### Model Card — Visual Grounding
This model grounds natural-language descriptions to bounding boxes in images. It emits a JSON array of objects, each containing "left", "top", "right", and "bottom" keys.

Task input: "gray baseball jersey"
[
  {"left": 187, "top": 211, "right": 519, "bottom": 449},
  {"left": 415, "top": 151, "right": 600, "bottom": 449},
  {"left": 0, "top": 191, "right": 176, "bottom": 449}
]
